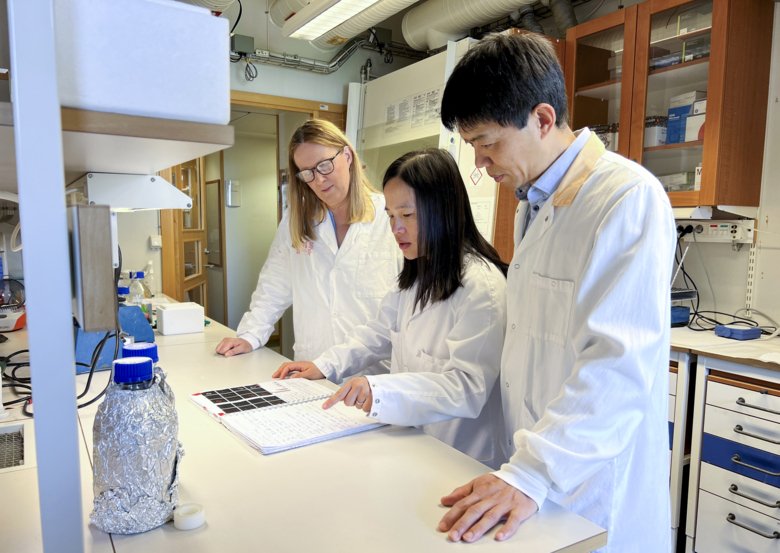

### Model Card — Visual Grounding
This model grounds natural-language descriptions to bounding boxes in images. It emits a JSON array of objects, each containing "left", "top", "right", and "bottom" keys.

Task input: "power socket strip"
[{"left": 679, "top": 219, "right": 755, "bottom": 244}]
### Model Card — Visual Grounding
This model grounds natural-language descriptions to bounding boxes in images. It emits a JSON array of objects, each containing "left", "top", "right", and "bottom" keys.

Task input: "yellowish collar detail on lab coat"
[{"left": 552, "top": 132, "right": 606, "bottom": 207}]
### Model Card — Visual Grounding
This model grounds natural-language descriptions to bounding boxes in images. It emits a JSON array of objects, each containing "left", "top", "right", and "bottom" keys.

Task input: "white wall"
[
  {"left": 223, "top": 134, "right": 278, "bottom": 330},
  {"left": 226, "top": 1, "right": 415, "bottom": 105}
]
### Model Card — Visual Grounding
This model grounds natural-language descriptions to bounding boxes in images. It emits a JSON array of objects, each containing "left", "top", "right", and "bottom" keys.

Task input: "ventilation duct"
[
  {"left": 401, "top": 0, "right": 538, "bottom": 51},
  {"left": 541, "top": 0, "right": 577, "bottom": 35}
]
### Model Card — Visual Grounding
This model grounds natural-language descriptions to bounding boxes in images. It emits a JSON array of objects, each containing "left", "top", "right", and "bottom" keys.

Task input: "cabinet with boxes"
[
  {"left": 628, "top": 0, "right": 772, "bottom": 207},
  {"left": 567, "top": 0, "right": 773, "bottom": 208}
]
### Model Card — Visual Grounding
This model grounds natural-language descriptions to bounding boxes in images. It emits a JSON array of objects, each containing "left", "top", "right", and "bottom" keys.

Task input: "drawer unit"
[
  {"left": 689, "top": 359, "right": 780, "bottom": 553},
  {"left": 706, "top": 380, "right": 780, "bottom": 425},
  {"left": 695, "top": 490, "right": 780, "bottom": 552},
  {"left": 700, "top": 463, "right": 780, "bottom": 522}
]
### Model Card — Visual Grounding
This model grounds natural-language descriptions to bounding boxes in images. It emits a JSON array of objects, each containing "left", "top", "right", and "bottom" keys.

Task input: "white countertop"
[{"left": 1, "top": 324, "right": 607, "bottom": 553}]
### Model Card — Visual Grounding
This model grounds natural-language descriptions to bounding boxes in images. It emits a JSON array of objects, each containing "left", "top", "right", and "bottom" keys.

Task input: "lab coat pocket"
[
  {"left": 415, "top": 349, "right": 447, "bottom": 374},
  {"left": 527, "top": 273, "right": 574, "bottom": 346},
  {"left": 356, "top": 251, "right": 397, "bottom": 299}
]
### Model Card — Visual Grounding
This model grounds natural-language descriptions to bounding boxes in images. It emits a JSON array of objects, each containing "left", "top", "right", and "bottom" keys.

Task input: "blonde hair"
[{"left": 287, "top": 119, "right": 375, "bottom": 250}]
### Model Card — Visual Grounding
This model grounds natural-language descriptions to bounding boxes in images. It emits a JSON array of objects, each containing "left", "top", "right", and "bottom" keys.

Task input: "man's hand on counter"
[{"left": 438, "top": 474, "right": 538, "bottom": 543}]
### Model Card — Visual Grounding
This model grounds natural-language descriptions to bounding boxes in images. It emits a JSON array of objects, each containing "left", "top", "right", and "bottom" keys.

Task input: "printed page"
[
  {"left": 222, "top": 400, "right": 384, "bottom": 454},
  {"left": 190, "top": 378, "right": 333, "bottom": 418}
]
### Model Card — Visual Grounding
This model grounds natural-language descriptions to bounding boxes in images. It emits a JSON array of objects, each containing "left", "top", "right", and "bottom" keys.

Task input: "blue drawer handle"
[
  {"left": 732, "top": 454, "right": 780, "bottom": 477},
  {"left": 736, "top": 396, "right": 780, "bottom": 416},
  {"left": 734, "top": 424, "right": 780, "bottom": 445},
  {"left": 729, "top": 484, "right": 780, "bottom": 509},
  {"left": 726, "top": 513, "right": 780, "bottom": 539}
]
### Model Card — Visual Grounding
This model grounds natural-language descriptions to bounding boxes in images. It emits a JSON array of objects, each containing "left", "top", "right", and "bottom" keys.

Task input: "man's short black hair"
[{"left": 441, "top": 32, "right": 568, "bottom": 132}]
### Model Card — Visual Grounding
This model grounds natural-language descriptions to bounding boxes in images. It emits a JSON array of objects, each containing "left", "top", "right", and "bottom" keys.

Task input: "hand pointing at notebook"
[{"left": 322, "top": 377, "right": 372, "bottom": 413}]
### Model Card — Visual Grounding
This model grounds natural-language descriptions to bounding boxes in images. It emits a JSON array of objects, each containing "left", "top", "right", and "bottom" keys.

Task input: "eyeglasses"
[{"left": 295, "top": 148, "right": 345, "bottom": 183}]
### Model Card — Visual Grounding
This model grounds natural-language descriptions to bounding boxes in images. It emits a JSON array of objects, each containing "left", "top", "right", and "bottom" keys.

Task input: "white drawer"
[
  {"left": 669, "top": 394, "right": 677, "bottom": 423},
  {"left": 670, "top": 371, "right": 678, "bottom": 396},
  {"left": 700, "top": 463, "right": 780, "bottom": 521},
  {"left": 707, "top": 381, "right": 780, "bottom": 425},
  {"left": 695, "top": 490, "right": 780, "bottom": 552},
  {"left": 704, "top": 405, "right": 780, "bottom": 457}
]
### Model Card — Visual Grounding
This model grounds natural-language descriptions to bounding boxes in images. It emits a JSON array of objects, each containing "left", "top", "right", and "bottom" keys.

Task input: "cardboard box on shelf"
[
  {"left": 658, "top": 172, "right": 695, "bottom": 192},
  {"left": 694, "top": 166, "right": 703, "bottom": 190},
  {"left": 685, "top": 114, "right": 706, "bottom": 142},
  {"left": 693, "top": 99, "right": 707, "bottom": 114},
  {"left": 670, "top": 91, "right": 707, "bottom": 108}
]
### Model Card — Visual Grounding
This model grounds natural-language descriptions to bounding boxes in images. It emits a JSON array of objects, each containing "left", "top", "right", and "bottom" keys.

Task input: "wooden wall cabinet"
[{"left": 567, "top": 0, "right": 774, "bottom": 208}]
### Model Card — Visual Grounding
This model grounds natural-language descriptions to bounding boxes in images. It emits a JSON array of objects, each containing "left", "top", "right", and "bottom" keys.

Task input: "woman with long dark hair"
[{"left": 274, "top": 148, "right": 507, "bottom": 468}]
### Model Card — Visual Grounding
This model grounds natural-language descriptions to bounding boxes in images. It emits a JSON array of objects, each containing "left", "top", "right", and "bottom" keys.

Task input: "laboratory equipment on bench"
[
  {"left": 0, "top": 278, "right": 26, "bottom": 332},
  {"left": 91, "top": 356, "right": 183, "bottom": 534}
]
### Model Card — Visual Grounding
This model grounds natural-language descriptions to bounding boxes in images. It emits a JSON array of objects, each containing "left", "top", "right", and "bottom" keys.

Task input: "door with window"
[{"left": 160, "top": 157, "right": 208, "bottom": 309}]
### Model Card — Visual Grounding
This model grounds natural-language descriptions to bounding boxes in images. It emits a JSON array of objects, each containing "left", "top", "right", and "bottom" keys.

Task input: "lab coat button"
[
  {"left": 511, "top": 323, "right": 516, "bottom": 330},
  {"left": 514, "top": 264, "right": 520, "bottom": 269},
  {"left": 371, "top": 412, "right": 377, "bottom": 417},
  {"left": 505, "top": 381, "right": 510, "bottom": 388},
  {"left": 374, "top": 398, "right": 380, "bottom": 404}
]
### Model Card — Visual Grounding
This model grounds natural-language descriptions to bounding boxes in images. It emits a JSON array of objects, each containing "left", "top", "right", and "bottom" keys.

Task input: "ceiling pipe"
[
  {"left": 540, "top": 0, "right": 577, "bottom": 35},
  {"left": 401, "top": 0, "right": 538, "bottom": 51}
]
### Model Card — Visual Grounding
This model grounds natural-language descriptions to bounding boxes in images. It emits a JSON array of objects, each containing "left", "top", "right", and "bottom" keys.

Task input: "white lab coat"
[
  {"left": 495, "top": 133, "right": 675, "bottom": 552},
  {"left": 236, "top": 193, "right": 403, "bottom": 370},
  {"left": 314, "top": 255, "right": 507, "bottom": 468}
]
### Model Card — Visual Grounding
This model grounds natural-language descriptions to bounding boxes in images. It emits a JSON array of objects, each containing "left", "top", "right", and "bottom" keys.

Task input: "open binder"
[{"left": 190, "top": 379, "right": 384, "bottom": 454}]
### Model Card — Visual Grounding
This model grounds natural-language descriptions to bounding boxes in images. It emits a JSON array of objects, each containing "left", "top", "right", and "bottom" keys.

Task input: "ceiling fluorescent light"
[{"left": 282, "top": 0, "right": 382, "bottom": 41}]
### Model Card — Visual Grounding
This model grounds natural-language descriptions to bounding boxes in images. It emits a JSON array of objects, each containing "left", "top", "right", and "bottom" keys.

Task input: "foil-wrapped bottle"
[{"left": 91, "top": 355, "right": 183, "bottom": 534}]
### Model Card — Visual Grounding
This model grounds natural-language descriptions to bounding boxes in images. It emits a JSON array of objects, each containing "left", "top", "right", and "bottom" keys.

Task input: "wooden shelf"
[
  {"left": 648, "top": 59, "right": 709, "bottom": 91},
  {"left": 650, "top": 27, "right": 711, "bottom": 50},
  {"left": 645, "top": 140, "right": 704, "bottom": 153},
  {"left": 1, "top": 103, "right": 234, "bottom": 192},
  {"left": 575, "top": 79, "right": 622, "bottom": 101}
]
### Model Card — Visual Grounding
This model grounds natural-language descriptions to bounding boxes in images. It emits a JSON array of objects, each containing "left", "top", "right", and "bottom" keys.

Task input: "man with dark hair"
[{"left": 437, "top": 32, "right": 675, "bottom": 552}]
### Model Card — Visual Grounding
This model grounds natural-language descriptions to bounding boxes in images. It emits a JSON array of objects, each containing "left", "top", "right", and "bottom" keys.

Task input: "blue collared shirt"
[{"left": 516, "top": 128, "right": 591, "bottom": 231}]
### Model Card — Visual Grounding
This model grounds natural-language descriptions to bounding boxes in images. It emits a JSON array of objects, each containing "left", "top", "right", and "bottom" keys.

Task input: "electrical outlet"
[{"left": 680, "top": 219, "right": 755, "bottom": 244}]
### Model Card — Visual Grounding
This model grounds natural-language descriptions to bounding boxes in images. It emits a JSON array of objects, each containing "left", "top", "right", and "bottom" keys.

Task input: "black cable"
[
  {"left": 244, "top": 58, "right": 258, "bottom": 81},
  {"left": 230, "top": 0, "right": 243, "bottom": 35}
]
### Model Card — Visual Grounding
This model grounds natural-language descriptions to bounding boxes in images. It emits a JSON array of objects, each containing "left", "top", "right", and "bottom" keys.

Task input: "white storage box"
[
  {"left": 685, "top": 114, "right": 706, "bottom": 142},
  {"left": 693, "top": 99, "right": 707, "bottom": 115},
  {"left": 54, "top": 0, "right": 229, "bottom": 124},
  {"left": 669, "top": 91, "right": 706, "bottom": 109},
  {"left": 157, "top": 302, "right": 205, "bottom": 335}
]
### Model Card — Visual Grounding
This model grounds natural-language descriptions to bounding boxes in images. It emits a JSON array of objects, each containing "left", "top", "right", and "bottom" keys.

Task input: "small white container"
[{"left": 157, "top": 302, "right": 205, "bottom": 335}]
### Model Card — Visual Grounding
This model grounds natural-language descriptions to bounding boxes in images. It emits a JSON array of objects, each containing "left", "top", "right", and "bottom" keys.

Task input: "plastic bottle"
[
  {"left": 144, "top": 260, "right": 156, "bottom": 297},
  {"left": 91, "top": 356, "right": 182, "bottom": 534},
  {"left": 128, "top": 272, "right": 145, "bottom": 304}
]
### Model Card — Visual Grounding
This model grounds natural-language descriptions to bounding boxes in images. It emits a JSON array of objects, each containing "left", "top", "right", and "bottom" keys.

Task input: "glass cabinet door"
[
  {"left": 565, "top": 6, "right": 637, "bottom": 158},
  {"left": 631, "top": 0, "right": 712, "bottom": 206}
]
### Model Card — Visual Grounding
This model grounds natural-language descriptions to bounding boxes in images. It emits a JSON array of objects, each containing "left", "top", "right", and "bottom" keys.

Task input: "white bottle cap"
[{"left": 173, "top": 503, "right": 206, "bottom": 531}]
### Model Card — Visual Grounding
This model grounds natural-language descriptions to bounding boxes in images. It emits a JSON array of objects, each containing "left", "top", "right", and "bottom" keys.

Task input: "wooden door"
[{"left": 160, "top": 157, "right": 208, "bottom": 309}]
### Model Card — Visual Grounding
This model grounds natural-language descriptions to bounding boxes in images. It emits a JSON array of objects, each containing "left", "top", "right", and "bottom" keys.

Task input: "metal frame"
[{"left": 7, "top": 0, "right": 85, "bottom": 550}]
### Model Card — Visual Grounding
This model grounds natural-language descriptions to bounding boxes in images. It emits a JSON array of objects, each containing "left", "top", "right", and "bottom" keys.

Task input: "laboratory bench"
[
  {"left": 667, "top": 328, "right": 780, "bottom": 553},
  {"left": 0, "top": 322, "right": 608, "bottom": 553}
]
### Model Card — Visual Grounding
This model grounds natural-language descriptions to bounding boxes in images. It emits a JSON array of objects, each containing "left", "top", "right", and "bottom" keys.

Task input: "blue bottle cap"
[
  {"left": 113, "top": 357, "right": 154, "bottom": 384},
  {"left": 117, "top": 286, "right": 130, "bottom": 295},
  {"left": 134, "top": 271, "right": 145, "bottom": 279},
  {"left": 122, "top": 342, "right": 159, "bottom": 363}
]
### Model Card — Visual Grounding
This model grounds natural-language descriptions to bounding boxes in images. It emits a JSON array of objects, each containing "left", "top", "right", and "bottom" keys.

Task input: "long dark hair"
[{"left": 383, "top": 149, "right": 507, "bottom": 312}]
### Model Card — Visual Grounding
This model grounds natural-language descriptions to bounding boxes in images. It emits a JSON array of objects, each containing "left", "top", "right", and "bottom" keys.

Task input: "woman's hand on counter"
[
  {"left": 322, "top": 377, "right": 372, "bottom": 413},
  {"left": 215, "top": 337, "right": 253, "bottom": 357},
  {"left": 272, "top": 361, "right": 325, "bottom": 380},
  {"left": 437, "top": 474, "right": 538, "bottom": 543}
]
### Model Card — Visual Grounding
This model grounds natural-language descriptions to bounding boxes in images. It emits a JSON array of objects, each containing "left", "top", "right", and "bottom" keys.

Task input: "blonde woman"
[{"left": 216, "top": 120, "right": 402, "bottom": 369}]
